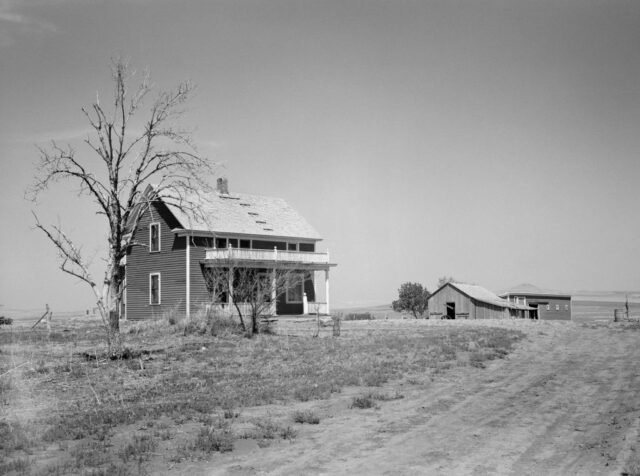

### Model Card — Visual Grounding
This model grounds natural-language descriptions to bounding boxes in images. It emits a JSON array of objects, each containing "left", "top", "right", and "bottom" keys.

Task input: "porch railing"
[{"left": 205, "top": 247, "right": 330, "bottom": 264}]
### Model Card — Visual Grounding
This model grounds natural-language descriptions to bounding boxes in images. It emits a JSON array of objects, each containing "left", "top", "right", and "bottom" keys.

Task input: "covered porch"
[{"left": 200, "top": 247, "right": 336, "bottom": 316}]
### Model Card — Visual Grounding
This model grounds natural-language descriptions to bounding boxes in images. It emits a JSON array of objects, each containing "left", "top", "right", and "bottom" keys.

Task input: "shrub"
[
  {"left": 192, "top": 426, "right": 234, "bottom": 453},
  {"left": 293, "top": 410, "right": 320, "bottom": 424},
  {"left": 351, "top": 394, "right": 376, "bottom": 409}
]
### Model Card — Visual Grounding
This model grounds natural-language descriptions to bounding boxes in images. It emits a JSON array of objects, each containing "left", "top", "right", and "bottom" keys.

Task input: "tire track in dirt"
[{"left": 194, "top": 322, "right": 640, "bottom": 475}]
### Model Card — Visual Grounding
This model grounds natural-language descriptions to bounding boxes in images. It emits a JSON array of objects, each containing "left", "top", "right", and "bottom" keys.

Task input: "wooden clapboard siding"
[
  {"left": 125, "top": 201, "right": 187, "bottom": 320},
  {"left": 188, "top": 237, "right": 211, "bottom": 315}
]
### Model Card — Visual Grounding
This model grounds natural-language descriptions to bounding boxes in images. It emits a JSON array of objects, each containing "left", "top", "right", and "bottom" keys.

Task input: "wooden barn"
[{"left": 428, "top": 282, "right": 532, "bottom": 320}]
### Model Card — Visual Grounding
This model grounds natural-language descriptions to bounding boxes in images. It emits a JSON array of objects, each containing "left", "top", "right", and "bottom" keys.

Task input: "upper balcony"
[{"left": 203, "top": 247, "right": 334, "bottom": 268}]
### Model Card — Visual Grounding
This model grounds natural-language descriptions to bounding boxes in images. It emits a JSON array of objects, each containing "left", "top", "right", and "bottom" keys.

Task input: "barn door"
[{"left": 446, "top": 302, "right": 456, "bottom": 319}]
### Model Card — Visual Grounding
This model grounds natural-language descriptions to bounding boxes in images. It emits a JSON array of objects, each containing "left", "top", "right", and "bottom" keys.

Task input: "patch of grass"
[
  {"left": 119, "top": 433, "right": 157, "bottom": 463},
  {"left": 351, "top": 394, "right": 376, "bottom": 409},
  {"left": 343, "top": 312, "right": 374, "bottom": 321},
  {"left": 279, "top": 425, "right": 298, "bottom": 440},
  {"left": 72, "top": 439, "right": 112, "bottom": 469},
  {"left": 0, "top": 420, "right": 31, "bottom": 453},
  {"left": 0, "top": 458, "right": 31, "bottom": 474},
  {"left": 293, "top": 410, "right": 320, "bottom": 424},
  {"left": 371, "top": 390, "right": 405, "bottom": 401},
  {"left": 192, "top": 425, "right": 234, "bottom": 453}
]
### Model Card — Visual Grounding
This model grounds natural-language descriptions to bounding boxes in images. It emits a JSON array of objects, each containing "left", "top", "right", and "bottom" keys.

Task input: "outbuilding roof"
[
  {"left": 499, "top": 283, "right": 571, "bottom": 298},
  {"left": 160, "top": 188, "right": 322, "bottom": 240},
  {"left": 450, "top": 283, "right": 512, "bottom": 308},
  {"left": 433, "top": 282, "right": 534, "bottom": 310}
]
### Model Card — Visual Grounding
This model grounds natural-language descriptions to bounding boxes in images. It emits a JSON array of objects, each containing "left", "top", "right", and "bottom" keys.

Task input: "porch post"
[
  {"left": 271, "top": 268, "right": 276, "bottom": 316},
  {"left": 228, "top": 266, "right": 234, "bottom": 308},
  {"left": 325, "top": 268, "right": 330, "bottom": 315}
]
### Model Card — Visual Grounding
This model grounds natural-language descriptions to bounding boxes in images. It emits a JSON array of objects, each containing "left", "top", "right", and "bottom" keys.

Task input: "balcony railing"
[{"left": 204, "top": 247, "right": 330, "bottom": 265}]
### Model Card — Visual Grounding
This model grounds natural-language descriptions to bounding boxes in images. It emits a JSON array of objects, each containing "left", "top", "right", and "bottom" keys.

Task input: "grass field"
[
  {"left": 0, "top": 312, "right": 525, "bottom": 475},
  {"left": 2, "top": 298, "right": 639, "bottom": 475}
]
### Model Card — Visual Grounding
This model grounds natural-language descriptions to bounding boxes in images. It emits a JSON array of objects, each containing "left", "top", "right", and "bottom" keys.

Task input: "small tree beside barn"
[{"left": 392, "top": 282, "right": 430, "bottom": 318}]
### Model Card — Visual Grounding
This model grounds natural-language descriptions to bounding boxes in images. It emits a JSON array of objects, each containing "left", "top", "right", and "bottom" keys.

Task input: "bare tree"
[
  {"left": 202, "top": 263, "right": 306, "bottom": 337},
  {"left": 27, "top": 59, "right": 215, "bottom": 357}
]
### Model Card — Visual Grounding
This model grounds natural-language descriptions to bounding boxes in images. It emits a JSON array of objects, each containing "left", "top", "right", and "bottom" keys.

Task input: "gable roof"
[
  {"left": 499, "top": 283, "right": 571, "bottom": 298},
  {"left": 450, "top": 282, "right": 512, "bottom": 308},
  {"left": 158, "top": 188, "right": 322, "bottom": 240},
  {"left": 432, "top": 282, "right": 533, "bottom": 310}
]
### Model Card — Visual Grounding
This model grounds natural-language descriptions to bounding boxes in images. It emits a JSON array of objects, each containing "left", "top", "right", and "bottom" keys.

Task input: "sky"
[{"left": 1, "top": 0, "right": 640, "bottom": 313}]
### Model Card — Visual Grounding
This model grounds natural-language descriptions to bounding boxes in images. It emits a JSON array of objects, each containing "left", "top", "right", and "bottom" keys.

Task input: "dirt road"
[{"left": 181, "top": 321, "right": 640, "bottom": 475}]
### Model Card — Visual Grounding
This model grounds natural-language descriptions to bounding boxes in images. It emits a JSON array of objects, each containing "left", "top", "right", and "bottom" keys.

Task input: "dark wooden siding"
[
  {"left": 516, "top": 295, "right": 571, "bottom": 321},
  {"left": 125, "top": 201, "right": 187, "bottom": 320},
  {"left": 188, "top": 238, "right": 211, "bottom": 316}
]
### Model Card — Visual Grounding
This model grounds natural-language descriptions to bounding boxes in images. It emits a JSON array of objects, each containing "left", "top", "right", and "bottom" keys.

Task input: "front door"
[{"left": 446, "top": 302, "right": 456, "bottom": 319}]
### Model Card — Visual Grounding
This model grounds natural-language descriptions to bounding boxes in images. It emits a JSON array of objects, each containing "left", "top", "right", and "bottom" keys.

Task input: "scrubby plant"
[
  {"left": 351, "top": 394, "right": 376, "bottom": 409},
  {"left": 293, "top": 410, "right": 320, "bottom": 424}
]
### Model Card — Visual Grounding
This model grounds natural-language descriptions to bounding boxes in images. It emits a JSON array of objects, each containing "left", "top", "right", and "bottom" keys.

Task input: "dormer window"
[{"left": 150, "top": 223, "right": 160, "bottom": 252}]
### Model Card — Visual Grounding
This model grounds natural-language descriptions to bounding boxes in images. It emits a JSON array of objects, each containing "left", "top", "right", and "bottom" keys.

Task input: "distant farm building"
[
  {"left": 499, "top": 284, "right": 572, "bottom": 321},
  {"left": 428, "top": 282, "right": 532, "bottom": 320}
]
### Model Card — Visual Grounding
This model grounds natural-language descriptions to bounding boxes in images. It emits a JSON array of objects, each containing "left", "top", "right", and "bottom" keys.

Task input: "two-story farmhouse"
[{"left": 123, "top": 178, "right": 336, "bottom": 320}]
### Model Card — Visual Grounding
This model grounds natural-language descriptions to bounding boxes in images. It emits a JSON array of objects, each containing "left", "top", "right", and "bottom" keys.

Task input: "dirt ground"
[{"left": 166, "top": 320, "right": 640, "bottom": 476}]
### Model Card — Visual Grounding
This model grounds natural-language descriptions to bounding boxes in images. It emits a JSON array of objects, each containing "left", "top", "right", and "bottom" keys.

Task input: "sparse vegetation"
[
  {"left": 0, "top": 315, "right": 524, "bottom": 474},
  {"left": 351, "top": 394, "right": 376, "bottom": 409},
  {"left": 343, "top": 312, "right": 374, "bottom": 321},
  {"left": 293, "top": 410, "right": 321, "bottom": 424}
]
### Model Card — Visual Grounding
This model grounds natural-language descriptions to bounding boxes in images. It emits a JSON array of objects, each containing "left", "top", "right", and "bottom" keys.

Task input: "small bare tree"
[
  {"left": 27, "top": 59, "right": 215, "bottom": 357},
  {"left": 202, "top": 263, "right": 305, "bottom": 337}
]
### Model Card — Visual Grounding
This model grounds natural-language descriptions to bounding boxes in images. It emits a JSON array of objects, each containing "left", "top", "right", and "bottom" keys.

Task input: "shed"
[{"left": 428, "top": 282, "right": 532, "bottom": 320}]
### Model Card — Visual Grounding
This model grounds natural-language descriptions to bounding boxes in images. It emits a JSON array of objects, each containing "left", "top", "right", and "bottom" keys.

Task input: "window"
[
  {"left": 565, "top": 304, "right": 569, "bottom": 310},
  {"left": 546, "top": 304, "right": 550, "bottom": 311},
  {"left": 150, "top": 273, "right": 161, "bottom": 305},
  {"left": 215, "top": 237, "right": 227, "bottom": 249},
  {"left": 288, "top": 243, "right": 298, "bottom": 251},
  {"left": 149, "top": 223, "right": 160, "bottom": 252},
  {"left": 228, "top": 238, "right": 238, "bottom": 248},
  {"left": 555, "top": 304, "right": 560, "bottom": 311},
  {"left": 240, "top": 239, "right": 251, "bottom": 249},
  {"left": 299, "top": 243, "right": 315, "bottom": 252},
  {"left": 286, "top": 273, "right": 304, "bottom": 303}
]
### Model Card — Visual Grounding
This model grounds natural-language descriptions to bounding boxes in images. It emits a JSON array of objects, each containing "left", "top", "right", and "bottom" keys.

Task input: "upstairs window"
[
  {"left": 150, "top": 273, "right": 161, "bottom": 305},
  {"left": 555, "top": 304, "right": 560, "bottom": 311},
  {"left": 150, "top": 223, "right": 160, "bottom": 252}
]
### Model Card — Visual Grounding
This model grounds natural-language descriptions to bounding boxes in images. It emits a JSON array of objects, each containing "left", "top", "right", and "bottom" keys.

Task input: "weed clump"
[
  {"left": 350, "top": 394, "right": 376, "bottom": 409},
  {"left": 193, "top": 426, "right": 234, "bottom": 453},
  {"left": 293, "top": 410, "right": 320, "bottom": 424}
]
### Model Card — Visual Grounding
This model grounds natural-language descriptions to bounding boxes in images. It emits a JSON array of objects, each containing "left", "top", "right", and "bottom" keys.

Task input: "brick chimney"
[{"left": 217, "top": 177, "right": 229, "bottom": 195}]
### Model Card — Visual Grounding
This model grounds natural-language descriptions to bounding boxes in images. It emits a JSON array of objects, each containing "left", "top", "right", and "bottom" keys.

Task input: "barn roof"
[
  {"left": 450, "top": 283, "right": 512, "bottom": 308},
  {"left": 499, "top": 283, "right": 571, "bottom": 298},
  {"left": 158, "top": 187, "right": 322, "bottom": 240}
]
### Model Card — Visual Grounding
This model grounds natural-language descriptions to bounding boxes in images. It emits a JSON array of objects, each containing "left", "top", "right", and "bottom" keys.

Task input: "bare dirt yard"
[{"left": 2, "top": 314, "right": 640, "bottom": 475}]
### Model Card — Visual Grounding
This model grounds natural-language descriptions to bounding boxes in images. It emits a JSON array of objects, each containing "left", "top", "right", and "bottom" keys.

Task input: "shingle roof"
[{"left": 160, "top": 188, "right": 322, "bottom": 240}]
